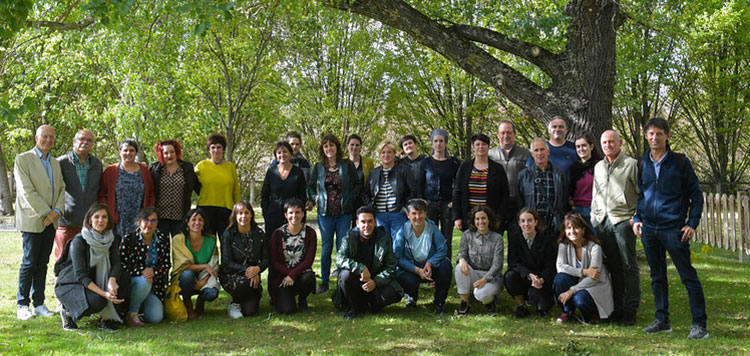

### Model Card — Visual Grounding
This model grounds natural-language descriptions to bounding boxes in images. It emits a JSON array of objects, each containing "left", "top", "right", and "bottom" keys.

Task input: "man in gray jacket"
[
  {"left": 55, "top": 129, "right": 102, "bottom": 261},
  {"left": 590, "top": 130, "right": 640, "bottom": 325},
  {"left": 489, "top": 120, "right": 530, "bottom": 223}
]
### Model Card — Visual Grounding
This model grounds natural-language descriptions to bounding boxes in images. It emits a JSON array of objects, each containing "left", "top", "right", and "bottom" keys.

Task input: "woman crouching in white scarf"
[{"left": 55, "top": 203, "right": 130, "bottom": 332}]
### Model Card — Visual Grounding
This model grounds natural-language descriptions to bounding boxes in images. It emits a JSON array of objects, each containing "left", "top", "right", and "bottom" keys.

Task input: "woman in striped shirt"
[
  {"left": 452, "top": 133, "right": 510, "bottom": 233},
  {"left": 364, "top": 140, "right": 413, "bottom": 240}
]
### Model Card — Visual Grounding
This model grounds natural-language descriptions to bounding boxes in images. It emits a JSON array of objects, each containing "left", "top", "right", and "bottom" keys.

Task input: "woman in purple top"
[{"left": 568, "top": 133, "right": 601, "bottom": 228}]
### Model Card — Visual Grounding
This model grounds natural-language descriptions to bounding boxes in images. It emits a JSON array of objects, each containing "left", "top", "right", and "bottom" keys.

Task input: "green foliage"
[{"left": 0, "top": 0, "right": 32, "bottom": 39}]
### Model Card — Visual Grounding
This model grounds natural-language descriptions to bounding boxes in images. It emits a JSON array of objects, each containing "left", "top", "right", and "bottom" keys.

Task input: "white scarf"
[{"left": 81, "top": 227, "right": 122, "bottom": 322}]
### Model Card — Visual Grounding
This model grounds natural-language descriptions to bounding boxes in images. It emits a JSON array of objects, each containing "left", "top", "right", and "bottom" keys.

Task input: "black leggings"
[
  {"left": 198, "top": 206, "right": 232, "bottom": 237},
  {"left": 275, "top": 270, "right": 315, "bottom": 314},
  {"left": 231, "top": 281, "right": 263, "bottom": 316},
  {"left": 504, "top": 269, "right": 554, "bottom": 312}
]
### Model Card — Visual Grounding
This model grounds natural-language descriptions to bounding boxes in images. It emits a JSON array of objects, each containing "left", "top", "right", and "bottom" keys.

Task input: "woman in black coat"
[
  {"left": 503, "top": 208, "right": 557, "bottom": 318},
  {"left": 451, "top": 133, "right": 509, "bottom": 233},
  {"left": 261, "top": 141, "right": 306, "bottom": 235},
  {"left": 55, "top": 203, "right": 130, "bottom": 332}
]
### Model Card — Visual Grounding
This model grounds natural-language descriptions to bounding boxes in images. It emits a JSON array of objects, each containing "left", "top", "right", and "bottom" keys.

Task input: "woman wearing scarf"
[
  {"left": 120, "top": 207, "right": 171, "bottom": 326},
  {"left": 55, "top": 203, "right": 130, "bottom": 332},
  {"left": 171, "top": 208, "right": 220, "bottom": 319}
]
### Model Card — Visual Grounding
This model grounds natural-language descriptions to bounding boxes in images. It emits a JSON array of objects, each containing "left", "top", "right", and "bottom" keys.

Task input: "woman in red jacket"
[{"left": 99, "top": 139, "right": 155, "bottom": 237}]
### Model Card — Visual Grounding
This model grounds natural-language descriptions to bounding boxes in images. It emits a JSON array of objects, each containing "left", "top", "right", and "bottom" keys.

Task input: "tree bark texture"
[{"left": 327, "top": 0, "right": 624, "bottom": 140}]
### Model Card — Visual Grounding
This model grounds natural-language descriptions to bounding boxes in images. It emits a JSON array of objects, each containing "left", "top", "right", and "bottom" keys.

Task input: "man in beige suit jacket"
[{"left": 14, "top": 124, "right": 65, "bottom": 320}]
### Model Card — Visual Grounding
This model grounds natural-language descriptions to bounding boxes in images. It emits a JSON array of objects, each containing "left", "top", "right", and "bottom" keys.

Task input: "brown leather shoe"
[{"left": 183, "top": 297, "right": 197, "bottom": 320}]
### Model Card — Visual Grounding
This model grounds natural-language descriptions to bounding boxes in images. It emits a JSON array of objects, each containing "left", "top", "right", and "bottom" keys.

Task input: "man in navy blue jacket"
[{"left": 633, "top": 117, "right": 708, "bottom": 340}]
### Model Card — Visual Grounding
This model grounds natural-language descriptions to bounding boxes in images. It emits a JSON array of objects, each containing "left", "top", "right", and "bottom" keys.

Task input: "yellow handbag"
[{"left": 164, "top": 281, "right": 187, "bottom": 321}]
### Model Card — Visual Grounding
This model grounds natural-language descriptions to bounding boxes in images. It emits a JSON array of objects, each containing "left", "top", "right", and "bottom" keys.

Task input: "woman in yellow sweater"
[{"left": 195, "top": 133, "right": 241, "bottom": 236}]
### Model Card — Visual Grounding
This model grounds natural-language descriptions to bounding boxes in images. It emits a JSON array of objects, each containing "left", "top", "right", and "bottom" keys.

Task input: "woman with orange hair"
[{"left": 149, "top": 140, "right": 200, "bottom": 237}]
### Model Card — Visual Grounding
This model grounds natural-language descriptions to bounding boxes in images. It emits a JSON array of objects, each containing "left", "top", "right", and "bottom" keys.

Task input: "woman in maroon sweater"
[{"left": 269, "top": 198, "right": 317, "bottom": 314}]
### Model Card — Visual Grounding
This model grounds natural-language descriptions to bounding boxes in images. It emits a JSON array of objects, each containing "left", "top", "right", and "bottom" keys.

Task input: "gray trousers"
[{"left": 454, "top": 265, "right": 501, "bottom": 304}]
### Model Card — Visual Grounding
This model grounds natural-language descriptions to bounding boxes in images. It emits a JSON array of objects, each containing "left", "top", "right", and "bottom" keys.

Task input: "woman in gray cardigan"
[
  {"left": 55, "top": 203, "right": 130, "bottom": 332},
  {"left": 553, "top": 213, "right": 613, "bottom": 324}
]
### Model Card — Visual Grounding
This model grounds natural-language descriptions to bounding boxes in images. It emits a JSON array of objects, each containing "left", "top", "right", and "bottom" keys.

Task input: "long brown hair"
[
  {"left": 228, "top": 200, "right": 258, "bottom": 230},
  {"left": 557, "top": 213, "right": 602, "bottom": 245}
]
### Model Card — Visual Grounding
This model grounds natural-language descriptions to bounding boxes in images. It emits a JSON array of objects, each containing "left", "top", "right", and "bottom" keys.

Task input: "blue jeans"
[
  {"left": 178, "top": 270, "right": 219, "bottom": 301},
  {"left": 129, "top": 275, "right": 164, "bottom": 323},
  {"left": 318, "top": 214, "right": 352, "bottom": 284},
  {"left": 375, "top": 211, "right": 407, "bottom": 241},
  {"left": 18, "top": 225, "right": 55, "bottom": 307},
  {"left": 641, "top": 226, "right": 707, "bottom": 327},
  {"left": 553, "top": 273, "right": 598, "bottom": 321}
]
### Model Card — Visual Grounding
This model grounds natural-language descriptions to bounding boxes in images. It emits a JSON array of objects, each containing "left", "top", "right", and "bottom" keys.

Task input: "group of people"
[{"left": 13, "top": 116, "right": 709, "bottom": 340}]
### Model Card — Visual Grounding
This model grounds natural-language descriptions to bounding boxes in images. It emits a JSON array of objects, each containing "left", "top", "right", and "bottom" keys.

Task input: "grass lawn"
[{"left": 1, "top": 219, "right": 749, "bottom": 355}]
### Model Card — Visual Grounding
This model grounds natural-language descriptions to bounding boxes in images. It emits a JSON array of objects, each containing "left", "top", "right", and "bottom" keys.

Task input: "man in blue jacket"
[{"left": 633, "top": 117, "right": 708, "bottom": 340}]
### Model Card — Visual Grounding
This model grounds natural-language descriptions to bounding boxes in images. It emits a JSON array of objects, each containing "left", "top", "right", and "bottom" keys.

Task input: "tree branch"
[
  {"left": 25, "top": 16, "right": 95, "bottom": 31},
  {"left": 326, "top": 0, "right": 551, "bottom": 119},
  {"left": 450, "top": 24, "right": 561, "bottom": 78}
]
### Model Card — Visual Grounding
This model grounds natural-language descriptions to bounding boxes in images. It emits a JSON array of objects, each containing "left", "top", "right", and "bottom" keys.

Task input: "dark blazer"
[
  {"left": 268, "top": 225, "right": 317, "bottom": 302},
  {"left": 363, "top": 164, "right": 415, "bottom": 212},
  {"left": 506, "top": 225, "right": 557, "bottom": 283},
  {"left": 54, "top": 234, "right": 123, "bottom": 320},
  {"left": 307, "top": 160, "right": 361, "bottom": 216},
  {"left": 451, "top": 159, "right": 510, "bottom": 231},
  {"left": 149, "top": 160, "right": 200, "bottom": 219},
  {"left": 58, "top": 151, "right": 103, "bottom": 227}
]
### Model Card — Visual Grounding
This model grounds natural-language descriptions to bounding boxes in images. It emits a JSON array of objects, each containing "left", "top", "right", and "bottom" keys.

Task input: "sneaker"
[
  {"left": 512, "top": 305, "right": 529, "bottom": 319},
  {"left": 433, "top": 302, "right": 446, "bottom": 315},
  {"left": 556, "top": 312, "right": 571, "bottom": 324},
  {"left": 17, "top": 306, "right": 34, "bottom": 321},
  {"left": 33, "top": 304, "right": 54, "bottom": 317},
  {"left": 405, "top": 296, "right": 417, "bottom": 309},
  {"left": 484, "top": 300, "right": 496, "bottom": 314},
  {"left": 458, "top": 301, "right": 469, "bottom": 316},
  {"left": 125, "top": 313, "right": 144, "bottom": 327},
  {"left": 687, "top": 325, "right": 709, "bottom": 340},
  {"left": 315, "top": 283, "right": 329, "bottom": 295},
  {"left": 98, "top": 319, "right": 119, "bottom": 332},
  {"left": 60, "top": 309, "right": 78, "bottom": 331},
  {"left": 642, "top": 319, "right": 672, "bottom": 334},
  {"left": 227, "top": 302, "right": 243, "bottom": 319}
]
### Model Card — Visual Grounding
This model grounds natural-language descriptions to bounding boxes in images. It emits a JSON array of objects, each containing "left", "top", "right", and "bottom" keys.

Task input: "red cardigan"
[
  {"left": 98, "top": 163, "right": 156, "bottom": 225},
  {"left": 268, "top": 225, "right": 317, "bottom": 302}
]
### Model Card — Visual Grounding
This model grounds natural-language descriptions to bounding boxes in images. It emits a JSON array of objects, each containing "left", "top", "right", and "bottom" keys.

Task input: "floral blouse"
[{"left": 120, "top": 229, "right": 171, "bottom": 300}]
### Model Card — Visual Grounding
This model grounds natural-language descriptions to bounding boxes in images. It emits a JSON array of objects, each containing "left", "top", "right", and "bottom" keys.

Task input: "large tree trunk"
[
  {"left": 0, "top": 142, "right": 15, "bottom": 215},
  {"left": 327, "top": 0, "right": 624, "bottom": 140}
]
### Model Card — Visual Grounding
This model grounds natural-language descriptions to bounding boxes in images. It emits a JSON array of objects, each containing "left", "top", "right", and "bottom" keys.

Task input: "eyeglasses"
[{"left": 142, "top": 218, "right": 158, "bottom": 224}]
